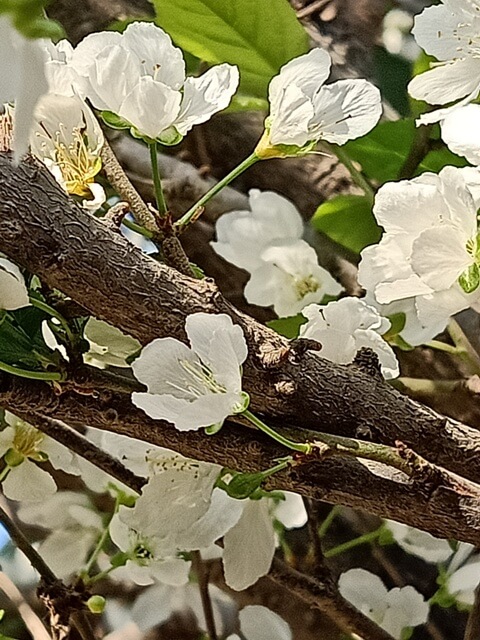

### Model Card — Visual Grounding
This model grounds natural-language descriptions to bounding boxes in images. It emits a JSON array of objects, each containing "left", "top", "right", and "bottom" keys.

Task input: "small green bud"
[
  {"left": 4, "top": 448, "right": 24, "bottom": 468},
  {"left": 458, "top": 263, "right": 480, "bottom": 294},
  {"left": 87, "top": 595, "right": 106, "bottom": 614},
  {"left": 224, "top": 472, "right": 264, "bottom": 499}
]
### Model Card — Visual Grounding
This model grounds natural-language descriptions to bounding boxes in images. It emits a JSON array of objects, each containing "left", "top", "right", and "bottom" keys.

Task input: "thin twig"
[
  {"left": 0, "top": 505, "right": 57, "bottom": 585},
  {"left": 100, "top": 139, "right": 158, "bottom": 233},
  {"left": 70, "top": 611, "right": 96, "bottom": 640},
  {"left": 192, "top": 551, "right": 218, "bottom": 640},
  {"left": 296, "top": 0, "right": 332, "bottom": 19},
  {"left": 270, "top": 558, "right": 395, "bottom": 640},
  {"left": 20, "top": 414, "right": 145, "bottom": 494},
  {"left": 397, "top": 124, "right": 432, "bottom": 180},
  {"left": 0, "top": 572, "right": 52, "bottom": 640}
]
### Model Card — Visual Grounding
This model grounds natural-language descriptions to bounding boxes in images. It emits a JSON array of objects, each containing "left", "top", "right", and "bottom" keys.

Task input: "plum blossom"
[
  {"left": 70, "top": 21, "right": 239, "bottom": 143},
  {"left": 0, "top": 257, "right": 29, "bottom": 311},
  {"left": 338, "top": 568, "right": 429, "bottom": 639},
  {"left": 17, "top": 492, "right": 103, "bottom": 578},
  {"left": 132, "top": 313, "right": 249, "bottom": 431},
  {"left": 444, "top": 546, "right": 480, "bottom": 606},
  {"left": 244, "top": 239, "right": 341, "bottom": 317},
  {"left": 0, "top": 15, "right": 48, "bottom": 161},
  {"left": 256, "top": 48, "right": 382, "bottom": 156},
  {"left": 83, "top": 318, "right": 141, "bottom": 369},
  {"left": 439, "top": 104, "right": 480, "bottom": 165},
  {"left": 211, "top": 190, "right": 304, "bottom": 272},
  {"left": 227, "top": 606, "right": 292, "bottom": 640},
  {"left": 358, "top": 166, "right": 480, "bottom": 345},
  {"left": 30, "top": 93, "right": 105, "bottom": 211},
  {"left": 299, "top": 298, "right": 399, "bottom": 379},
  {"left": 0, "top": 412, "right": 78, "bottom": 502},
  {"left": 408, "top": 1, "right": 480, "bottom": 125},
  {"left": 109, "top": 511, "right": 191, "bottom": 586},
  {"left": 386, "top": 520, "right": 453, "bottom": 564}
]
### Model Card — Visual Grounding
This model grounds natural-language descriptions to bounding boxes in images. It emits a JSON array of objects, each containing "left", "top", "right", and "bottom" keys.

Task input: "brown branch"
[
  {"left": 192, "top": 552, "right": 217, "bottom": 640},
  {"left": 269, "top": 558, "right": 395, "bottom": 640},
  {"left": 3, "top": 374, "right": 480, "bottom": 546},
  {"left": 1, "top": 154, "right": 480, "bottom": 490}
]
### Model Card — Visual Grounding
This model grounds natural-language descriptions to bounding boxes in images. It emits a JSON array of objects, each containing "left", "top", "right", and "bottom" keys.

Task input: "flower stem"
[
  {"left": 149, "top": 141, "right": 168, "bottom": 216},
  {"left": 86, "top": 565, "right": 116, "bottom": 585},
  {"left": 318, "top": 504, "right": 341, "bottom": 538},
  {"left": 121, "top": 217, "right": 155, "bottom": 239},
  {"left": 175, "top": 152, "right": 259, "bottom": 230},
  {"left": 323, "top": 525, "right": 385, "bottom": 558},
  {"left": 321, "top": 142, "right": 375, "bottom": 204},
  {"left": 0, "top": 360, "right": 63, "bottom": 381},
  {"left": 29, "top": 296, "right": 75, "bottom": 344},
  {"left": 426, "top": 340, "right": 465, "bottom": 356},
  {"left": 0, "top": 466, "right": 10, "bottom": 483},
  {"left": 242, "top": 409, "right": 311, "bottom": 453},
  {"left": 447, "top": 319, "right": 480, "bottom": 374},
  {"left": 83, "top": 496, "right": 120, "bottom": 577}
]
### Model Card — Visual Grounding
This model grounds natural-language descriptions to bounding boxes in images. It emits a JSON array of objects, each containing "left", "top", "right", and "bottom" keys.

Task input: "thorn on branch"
[{"left": 353, "top": 347, "right": 384, "bottom": 380}]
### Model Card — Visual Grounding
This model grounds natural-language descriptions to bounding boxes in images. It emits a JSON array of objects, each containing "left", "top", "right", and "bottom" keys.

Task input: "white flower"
[
  {"left": 386, "top": 520, "right": 453, "bottom": 564},
  {"left": 445, "top": 547, "right": 480, "bottom": 606},
  {"left": 0, "top": 257, "right": 29, "bottom": 310},
  {"left": 83, "top": 318, "right": 141, "bottom": 369},
  {"left": 299, "top": 298, "right": 399, "bottom": 379},
  {"left": 244, "top": 239, "right": 341, "bottom": 317},
  {"left": 17, "top": 491, "right": 103, "bottom": 578},
  {"left": 408, "top": 1, "right": 480, "bottom": 125},
  {"left": 109, "top": 510, "right": 191, "bottom": 586},
  {"left": 30, "top": 93, "right": 105, "bottom": 210},
  {"left": 358, "top": 166, "right": 480, "bottom": 345},
  {"left": 440, "top": 104, "right": 480, "bottom": 165},
  {"left": 274, "top": 492, "right": 308, "bottom": 529},
  {"left": 0, "top": 15, "right": 48, "bottom": 161},
  {"left": 0, "top": 412, "right": 78, "bottom": 502},
  {"left": 211, "top": 189, "right": 304, "bottom": 273},
  {"left": 43, "top": 39, "right": 78, "bottom": 96},
  {"left": 132, "top": 312, "right": 249, "bottom": 431},
  {"left": 227, "top": 606, "right": 292, "bottom": 640},
  {"left": 338, "top": 568, "right": 429, "bottom": 639},
  {"left": 259, "top": 48, "right": 381, "bottom": 152},
  {"left": 70, "top": 21, "right": 239, "bottom": 142}
]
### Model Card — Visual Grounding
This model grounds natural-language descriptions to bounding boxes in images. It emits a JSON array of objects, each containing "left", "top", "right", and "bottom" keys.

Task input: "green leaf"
[
  {"left": 267, "top": 314, "right": 307, "bottom": 339},
  {"left": 343, "top": 119, "right": 468, "bottom": 185},
  {"left": 153, "top": 0, "right": 308, "bottom": 97},
  {"left": 311, "top": 194, "right": 381, "bottom": 254}
]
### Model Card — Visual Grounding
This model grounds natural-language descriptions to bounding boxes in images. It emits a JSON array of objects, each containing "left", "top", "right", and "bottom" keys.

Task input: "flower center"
[
  {"left": 293, "top": 274, "right": 320, "bottom": 300},
  {"left": 35, "top": 121, "right": 101, "bottom": 197},
  {"left": 12, "top": 423, "right": 45, "bottom": 459},
  {"left": 133, "top": 542, "right": 154, "bottom": 565},
  {"left": 177, "top": 358, "right": 228, "bottom": 397}
]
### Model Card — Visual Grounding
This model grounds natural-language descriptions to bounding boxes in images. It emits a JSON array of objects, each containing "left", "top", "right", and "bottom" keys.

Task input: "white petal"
[
  {"left": 269, "top": 49, "right": 331, "bottom": 104},
  {"left": 382, "top": 587, "right": 429, "bottom": 638},
  {"left": 42, "top": 436, "right": 78, "bottom": 473},
  {"left": 310, "top": 79, "right": 382, "bottom": 145},
  {"left": 386, "top": 521, "right": 453, "bottom": 564},
  {"left": 38, "top": 529, "right": 97, "bottom": 579},
  {"left": 408, "top": 57, "right": 480, "bottom": 106},
  {"left": 440, "top": 104, "right": 480, "bottom": 164},
  {"left": 412, "top": 4, "right": 469, "bottom": 61},
  {"left": 120, "top": 76, "right": 182, "bottom": 139},
  {"left": 239, "top": 605, "right": 292, "bottom": 640},
  {"left": 411, "top": 226, "right": 472, "bottom": 291},
  {"left": 174, "top": 64, "right": 239, "bottom": 135},
  {"left": 0, "top": 259, "right": 29, "bottom": 310},
  {"left": 149, "top": 558, "right": 191, "bottom": 586},
  {"left": 223, "top": 499, "right": 276, "bottom": 591},
  {"left": 186, "top": 312, "right": 248, "bottom": 370},
  {"left": 338, "top": 568, "right": 388, "bottom": 615},
  {"left": 274, "top": 492, "right": 307, "bottom": 529},
  {"left": 3, "top": 461, "right": 57, "bottom": 502},
  {"left": 268, "top": 84, "right": 315, "bottom": 147}
]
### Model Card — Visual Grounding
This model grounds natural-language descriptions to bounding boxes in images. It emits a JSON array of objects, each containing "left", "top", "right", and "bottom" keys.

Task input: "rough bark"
[{"left": 2, "top": 155, "right": 480, "bottom": 548}]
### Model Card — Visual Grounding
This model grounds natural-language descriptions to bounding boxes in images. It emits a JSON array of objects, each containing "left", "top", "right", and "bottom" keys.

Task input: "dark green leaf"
[
  {"left": 311, "top": 194, "right": 381, "bottom": 254},
  {"left": 267, "top": 314, "right": 307, "bottom": 339},
  {"left": 153, "top": 0, "right": 308, "bottom": 97}
]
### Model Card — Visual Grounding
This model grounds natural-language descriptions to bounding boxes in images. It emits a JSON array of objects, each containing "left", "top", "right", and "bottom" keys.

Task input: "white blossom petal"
[
  {"left": 3, "top": 460, "right": 57, "bottom": 502},
  {"left": 238, "top": 606, "right": 292, "bottom": 640}
]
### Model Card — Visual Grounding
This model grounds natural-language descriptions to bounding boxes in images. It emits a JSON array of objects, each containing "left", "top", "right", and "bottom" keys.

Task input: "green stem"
[
  {"left": 447, "top": 319, "right": 480, "bottom": 374},
  {"left": 0, "top": 466, "right": 10, "bottom": 483},
  {"left": 176, "top": 152, "right": 259, "bottom": 230},
  {"left": 0, "top": 360, "right": 63, "bottom": 381},
  {"left": 243, "top": 409, "right": 311, "bottom": 453},
  {"left": 149, "top": 141, "right": 168, "bottom": 216},
  {"left": 86, "top": 565, "right": 116, "bottom": 585},
  {"left": 262, "top": 458, "right": 292, "bottom": 478},
  {"left": 83, "top": 496, "right": 120, "bottom": 576},
  {"left": 121, "top": 217, "right": 155, "bottom": 239},
  {"left": 426, "top": 340, "right": 465, "bottom": 356},
  {"left": 318, "top": 505, "right": 341, "bottom": 538},
  {"left": 322, "top": 142, "right": 375, "bottom": 204},
  {"left": 29, "top": 296, "right": 75, "bottom": 345},
  {"left": 324, "top": 525, "right": 385, "bottom": 558}
]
